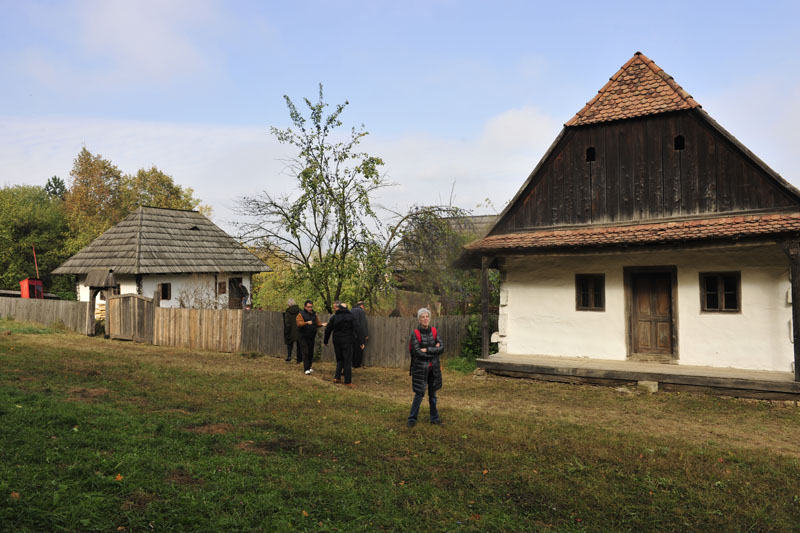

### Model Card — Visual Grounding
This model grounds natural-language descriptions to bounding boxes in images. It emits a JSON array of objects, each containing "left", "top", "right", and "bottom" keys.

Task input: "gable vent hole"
[
  {"left": 189, "top": 225, "right": 200, "bottom": 231},
  {"left": 586, "top": 147, "right": 596, "bottom": 162},
  {"left": 674, "top": 135, "right": 685, "bottom": 151}
]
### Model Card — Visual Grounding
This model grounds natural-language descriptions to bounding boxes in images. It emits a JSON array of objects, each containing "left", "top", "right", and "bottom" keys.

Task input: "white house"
[
  {"left": 462, "top": 52, "right": 800, "bottom": 380},
  {"left": 53, "top": 206, "right": 271, "bottom": 309}
]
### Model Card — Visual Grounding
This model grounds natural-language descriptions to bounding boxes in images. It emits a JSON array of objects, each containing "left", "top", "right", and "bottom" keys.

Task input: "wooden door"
[{"left": 631, "top": 272, "right": 673, "bottom": 356}]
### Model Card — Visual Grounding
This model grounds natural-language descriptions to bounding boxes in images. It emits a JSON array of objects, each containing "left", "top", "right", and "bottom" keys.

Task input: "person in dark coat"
[
  {"left": 296, "top": 300, "right": 326, "bottom": 375},
  {"left": 407, "top": 307, "right": 444, "bottom": 427},
  {"left": 323, "top": 302, "right": 365, "bottom": 386},
  {"left": 350, "top": 301, "right": 369, "bottom": 368},
  {"left": 283, "top": 298, "right": 301, "bottom": 362}
]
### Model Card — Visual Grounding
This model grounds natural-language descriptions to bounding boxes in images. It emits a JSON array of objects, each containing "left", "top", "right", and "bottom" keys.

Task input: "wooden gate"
[{"left": 107, "top": 294, "right": 155, "bottom": 343}]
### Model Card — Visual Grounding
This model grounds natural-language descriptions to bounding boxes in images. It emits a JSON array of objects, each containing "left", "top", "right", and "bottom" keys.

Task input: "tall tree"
[
  {"left": 0, "top": 185, "right": 74, "bottom": 298},
  {"left": 63, "top": 148, "right": 210, "bottom": 252},
  {"left": 44, "top": 176, "right": 66, "bottom": 200},
  {"left": 237, "top": 85, "right": 465, "bottom": 312}
]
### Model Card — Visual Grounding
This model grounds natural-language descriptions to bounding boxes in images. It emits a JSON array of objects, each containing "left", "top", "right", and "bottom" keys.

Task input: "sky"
[{"left": 2, "top": 0, "right": 799, "bottom": 233}]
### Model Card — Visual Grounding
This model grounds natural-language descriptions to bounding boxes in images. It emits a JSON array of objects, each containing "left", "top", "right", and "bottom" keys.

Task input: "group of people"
[
  {"left": 282, "top": 299, "right": 443, "bottom": 426},
  {"left": 282, "top": 299, "right": 369, "bottom": 385}
]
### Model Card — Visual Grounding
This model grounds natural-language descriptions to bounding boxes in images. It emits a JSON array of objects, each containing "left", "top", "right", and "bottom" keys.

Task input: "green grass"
[
  {"left": 0, "top": 317, "right": 57, "bottom": 335},
  {"left": 1, "top": 328, "right": 800, "bottom": 531}
]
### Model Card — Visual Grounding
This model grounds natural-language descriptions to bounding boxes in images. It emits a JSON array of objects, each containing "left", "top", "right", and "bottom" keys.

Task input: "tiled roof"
[
  {"left": 465, "top": 213, "right": 800, "bottom": 253},
  {"left": 565, "top": 52, "right": 700, "bottom": 127},
  {"left": 53, "top": 206, "right": 271, "bottom": 275}
]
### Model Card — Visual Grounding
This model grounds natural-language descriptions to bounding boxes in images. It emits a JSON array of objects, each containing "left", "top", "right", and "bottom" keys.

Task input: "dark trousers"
[
  {"left": 333, "top": 341, "right": 354, "bottom": 384},
  {"left": 353, "top": 343, "right": 365, "bottom": 368},
  {"left": 300, "top": 336, "right": 316, "bottom": 371},
  {"left": 408, "top": 373, "right": 440, "bottom": 423},
  {"left": 286, "top": 341, "right": 301, "bottom": 361}
]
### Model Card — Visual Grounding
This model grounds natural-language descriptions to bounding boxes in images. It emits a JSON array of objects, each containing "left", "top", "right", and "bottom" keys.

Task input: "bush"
[{"left": 459, "top": 314, "right": 498, "bottom": 361}]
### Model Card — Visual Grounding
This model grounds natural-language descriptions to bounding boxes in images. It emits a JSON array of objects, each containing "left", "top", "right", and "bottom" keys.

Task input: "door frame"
[{"left": 623, "top": 266, "right": 679, "bottom": 362}]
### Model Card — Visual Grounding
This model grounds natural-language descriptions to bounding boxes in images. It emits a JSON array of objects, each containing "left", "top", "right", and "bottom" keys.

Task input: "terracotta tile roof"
[
  {"left": 565, "top": 52, "right": 700, "bottom": 127},
  {"left": 465, "top": 213, "right": 800, "bottom": 253}
]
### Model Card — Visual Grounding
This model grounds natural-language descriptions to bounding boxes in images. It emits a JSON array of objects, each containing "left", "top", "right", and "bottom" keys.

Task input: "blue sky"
[{"left": 2, "top": 0, "right": 799, "bottom": 231}]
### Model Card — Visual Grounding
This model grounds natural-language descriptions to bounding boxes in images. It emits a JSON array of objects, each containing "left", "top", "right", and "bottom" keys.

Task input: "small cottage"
[
  {"left": 53, "top": 206, "right": 271, "bottom": 309},
  {"left": 462, "top": 52, "right": 800, "bottom": 383}
]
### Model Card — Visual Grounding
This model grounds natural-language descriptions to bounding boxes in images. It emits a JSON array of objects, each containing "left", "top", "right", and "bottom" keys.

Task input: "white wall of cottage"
[
  {"left": 78, "top": 273, "right": 251, "bottom": 309},
  {"left": 498, "top": 243, "right": 793, "bottom": 372}
]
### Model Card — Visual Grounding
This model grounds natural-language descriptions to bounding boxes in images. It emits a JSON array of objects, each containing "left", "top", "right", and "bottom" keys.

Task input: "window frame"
[
  {"left": 575, "top": 274, "right": 606, "bottom": 312},
  {"left": 159, "top": 283, "right": 172, "bottom": 301},
  {"left": 699, "top": 272, "right": 741, "bottom": 313}
]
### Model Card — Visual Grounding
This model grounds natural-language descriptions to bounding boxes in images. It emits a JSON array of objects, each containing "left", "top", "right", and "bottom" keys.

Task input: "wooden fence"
[
  {"left": 107, "top": 295, "right": 154, "bottom": 343},
  {"left": 0, "top": 298, "right": 90, "bottom": 334},
  {"left": 1, "top": 295, "right": 489, "bottom": 370},
  {"left": 154, "top": 308, "right": 243, "bottom": 353}
]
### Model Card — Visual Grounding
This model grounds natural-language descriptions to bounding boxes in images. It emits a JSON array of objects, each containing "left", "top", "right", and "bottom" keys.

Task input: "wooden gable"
[{"left": 490, "top": 53, "right": 800, "bottom": 236}]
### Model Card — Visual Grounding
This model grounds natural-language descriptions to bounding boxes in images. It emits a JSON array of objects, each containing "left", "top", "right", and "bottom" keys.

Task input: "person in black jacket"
[
  {"left": 407, "top": 307, "right": 444, "bottom": 427},
  {"left": 283, "top": 299, "right": 301, "bottom": 362},
  {"left": 296, "top": 300, "right": 326, "bottom": 375},
  {"left": 350, "top": 301, "right": 369, "bottom": 368},
  {"left": 323, "top": 302, "right": 365, "bottom": 386}
]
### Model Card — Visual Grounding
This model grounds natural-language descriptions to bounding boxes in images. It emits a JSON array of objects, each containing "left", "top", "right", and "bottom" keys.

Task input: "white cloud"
[
  {"left": 0, "top": 106, "right": 560, "bottom": 235},
  {"left": 17, "top": 0, "right": 231, "bottom": 92}
]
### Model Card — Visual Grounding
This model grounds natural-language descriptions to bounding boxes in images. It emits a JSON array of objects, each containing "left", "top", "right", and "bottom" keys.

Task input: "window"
[
  {"left": 576, "top": 274, "right": 605, "bottom": 311},
  {"left": 586, "top": 146, "right": 596, "bottom": 162},
  {"left": 159, "top": 283, "right": 172, "bottom": 301},
  {"left": 674, "top": 135, "right": 685, "bottom": 151},
  {"left": 110, "top": 286, "right": 121, "bottom": 296},
  {"left": 700, "top": 272, "right": 740, "bottom": 312}
]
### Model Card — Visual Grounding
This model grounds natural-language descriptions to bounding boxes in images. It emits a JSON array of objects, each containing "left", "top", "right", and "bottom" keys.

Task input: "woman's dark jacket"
[
  {"left": 283, "top": 304, "right": 300, "bottom": 344},
  {"left": 323, "top": 308, "right": 364, "bottom": 346},
  {"left": 409, "top": 326, "right": 444, "bottom": 394}
]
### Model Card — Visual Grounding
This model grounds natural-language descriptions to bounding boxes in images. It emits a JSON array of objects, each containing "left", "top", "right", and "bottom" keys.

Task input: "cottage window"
[
  {"left": 586, "top": 146, "right": 596, "bottom": 162},
  {"left": 700, "top": 272, "right": 740, "bottom": 312},
  {"left": 576, "top": 274, "right": 605, "bottom": 311},
  {"left": 159, "top": 283, "right": 172, "bottom": 301},
  {"left": 674, "top": 135, "right": 685, "bottom": 151}
]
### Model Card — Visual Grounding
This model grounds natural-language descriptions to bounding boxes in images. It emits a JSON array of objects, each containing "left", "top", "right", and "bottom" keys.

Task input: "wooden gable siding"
[{"left": 494, "top": 111, "right": 798, "bottom": 234}]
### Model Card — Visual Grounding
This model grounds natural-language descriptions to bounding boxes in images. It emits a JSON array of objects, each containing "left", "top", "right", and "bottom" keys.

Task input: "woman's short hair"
[
  {"left": 287, "top": 298, "right": 295, "bottom": 306},
  {"left": 417, "top": 307, "right": 431, "bottom": 320}
]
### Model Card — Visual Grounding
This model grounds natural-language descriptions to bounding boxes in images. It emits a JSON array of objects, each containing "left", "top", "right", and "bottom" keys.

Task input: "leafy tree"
[
  {"left": 237, "top": 85, "right": 465, "bottom": 312},
  {"left": 63, "top": 148, "right": 210, "bottom": 252},
  {"left": 0, "top": 185, "right": 74, "bottom": 298}
]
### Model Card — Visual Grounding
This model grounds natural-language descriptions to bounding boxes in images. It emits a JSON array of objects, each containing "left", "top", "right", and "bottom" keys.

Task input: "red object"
[{"left": 20, "top": 278, "right": 43, "bottom": 299}]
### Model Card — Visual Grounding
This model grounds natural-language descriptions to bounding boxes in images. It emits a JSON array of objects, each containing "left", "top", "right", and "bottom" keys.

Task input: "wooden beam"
[
  {"left": 481, "top": 255, "right": 490, "bottom": 359},
  {"left": 782, "top": 241, "right": 800, "bottom": 381}
]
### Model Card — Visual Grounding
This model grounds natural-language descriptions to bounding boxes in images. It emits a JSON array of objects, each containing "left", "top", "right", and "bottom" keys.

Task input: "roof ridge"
[
  {"left": 565, "top": 52, "right": 700, "bottom": 127},
  {"left": 135, "top": 206, "right": 143, "bottom": 273}
]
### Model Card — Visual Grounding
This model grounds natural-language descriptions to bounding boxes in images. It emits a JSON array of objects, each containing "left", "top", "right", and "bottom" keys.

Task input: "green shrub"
[{"left": 459, "top": 314, "right": 498, "bottom": 361}]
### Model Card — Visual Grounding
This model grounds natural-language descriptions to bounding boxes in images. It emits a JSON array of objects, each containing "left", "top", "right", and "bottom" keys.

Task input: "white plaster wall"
[
  {"left": 500, "top": 244, "right": 793, "bottom": 372},
  {"left": 78, "top": 273, "right": 251, "bottom": 309}
]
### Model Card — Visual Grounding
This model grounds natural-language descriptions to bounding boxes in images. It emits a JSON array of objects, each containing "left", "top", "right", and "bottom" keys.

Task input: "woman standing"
[{"left": 407, "top": 307, "right": 444, "bottom": 427}]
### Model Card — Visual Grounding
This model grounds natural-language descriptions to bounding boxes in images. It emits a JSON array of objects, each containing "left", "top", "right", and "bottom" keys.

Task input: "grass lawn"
[{"left": 1, "top": 318, "right": 800, "bottom": 531}]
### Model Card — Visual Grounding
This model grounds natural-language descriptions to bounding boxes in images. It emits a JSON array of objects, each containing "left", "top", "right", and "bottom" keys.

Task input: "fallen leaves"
[
  {"left": 115, "top": 474, "right": 124, "bottom": 481},
  {"left": 10, "top": 492, "right": 20, "bottom": 500}
]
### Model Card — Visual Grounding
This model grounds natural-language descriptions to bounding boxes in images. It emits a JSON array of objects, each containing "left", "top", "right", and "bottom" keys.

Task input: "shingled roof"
[
  {"left": 565, "top": 51, "right": 700, "bottom": 126},
  {"left": 53, "top": 207, "right": 271, "bottom": 275},
  {"left": 465, "top": 213, "right": 800, "bottom": 254}
]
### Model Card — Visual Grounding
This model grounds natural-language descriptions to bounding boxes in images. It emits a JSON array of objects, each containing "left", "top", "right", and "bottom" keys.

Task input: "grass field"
[{"left": 1, "top": 318, "right": 800, "bottom": 531}]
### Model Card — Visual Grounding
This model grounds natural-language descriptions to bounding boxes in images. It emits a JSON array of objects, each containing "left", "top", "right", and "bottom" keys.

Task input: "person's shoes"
[
  {"left": 304, "top": 370, "right": 311, "bottom": 375},
  {"left": 333, "top": 378, "right": 342, "bottom": 384},
  {"left": 344, "top": 383, "right": 354, "bottom": 388},
  {"left": 431, "top": 419, "right": 443, "bottom": 425},
  {"left": 407, "top": 419, "right": 416, "bottom": 428},
  {"left": 308, "top": 368, "right": 314, "bottom": 373},
  {"left": 285, "top": 357, "right": 292, "bottom": 362}
]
